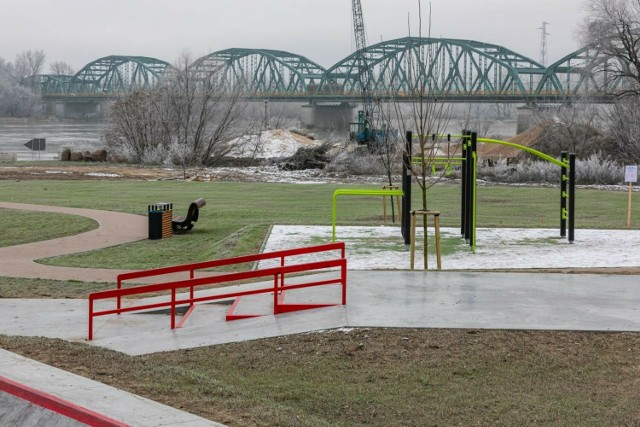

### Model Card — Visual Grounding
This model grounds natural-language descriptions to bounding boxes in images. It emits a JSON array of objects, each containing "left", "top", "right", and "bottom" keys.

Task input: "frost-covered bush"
[
  {"left": 576, "top": 154, "right": 624, "bottom": 184},
  {"left": 513, "top": 161, "right": 558, "bottom": 183},
  {"left": 325, "top": 150, "right": 386, "bottom": 175},
  {"left": 477, "top": 154, "right": 624, "bottom": 185}
]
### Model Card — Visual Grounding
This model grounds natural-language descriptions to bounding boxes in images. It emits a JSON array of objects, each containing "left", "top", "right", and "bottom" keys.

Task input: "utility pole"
[{"left": 538, "top": 21, "right": 550, "bottom": 66}]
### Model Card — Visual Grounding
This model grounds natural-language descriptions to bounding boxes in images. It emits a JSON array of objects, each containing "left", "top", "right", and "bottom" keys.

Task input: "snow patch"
[
  {"left": 85, "top": 172, "right": 121, "bottom": 178},
  {"left": 260, "top": 225, "right": 640, "bottom": 270},
  {"left": 225, "top": 130, "right": 320, "bottom": 159}
]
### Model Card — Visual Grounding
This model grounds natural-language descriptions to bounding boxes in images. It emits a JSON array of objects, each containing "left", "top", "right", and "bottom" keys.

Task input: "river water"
[
  {"left": 0, "top": 117, "right": 518, "bottom": 162},
  {"left": 0, "top": 121, "right": 105, "bottom": 161}
]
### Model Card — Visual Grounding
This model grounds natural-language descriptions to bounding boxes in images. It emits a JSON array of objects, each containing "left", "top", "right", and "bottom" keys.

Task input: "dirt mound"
[{"left": 478, "top": 125, "right": 545, "bottom": 159}]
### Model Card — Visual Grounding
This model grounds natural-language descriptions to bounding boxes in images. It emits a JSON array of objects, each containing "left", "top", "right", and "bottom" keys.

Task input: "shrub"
[
  {"left": 325, "top": 149, "right": 387, "bottom": 175},
  {"left": 477, "top": 154, "right": 624, "bottom": 185}
]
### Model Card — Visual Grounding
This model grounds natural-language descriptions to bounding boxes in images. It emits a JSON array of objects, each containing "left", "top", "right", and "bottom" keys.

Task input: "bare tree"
[
  {"left": 581, "top": 0, "right": 640, "bottom": 162},
  {"left": 162, "top": 51, "right": 250, "bottom": 168},
  {"left": 106, "top": 51, "right": 252, "bottom": 171},
  {"left": 581, "top": 0, "right": 640, "bottom": 96},
  {"left": 105, "top": 89, "right": 172, "bottom": 163},
  {"left": 602, "top": 97, "right": 640, "bottom": 162},
  {"left": 531, "top": 102, "right": 606, "bottom": 159},
  {"left": 391, "top": 2, "right": 454, "bottom": 214},
  {"left": 14, "top": 50, "right": 45, "bottom": 85},
  {"left": 0, "top": 57, "right": 14, "bottom": 78},
  {"left": 371, "top": 1, "right": 456, "bottom": 268},
  {"left": 0, "top": 55, "right": 40, "bottom": 117},
  {"left": 49, "top": 61, "right": 74, "bottom": 75}
]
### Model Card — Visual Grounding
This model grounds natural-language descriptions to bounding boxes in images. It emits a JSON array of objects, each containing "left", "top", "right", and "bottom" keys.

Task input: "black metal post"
[
  {"left": 568, "top": 153, "right": 576, "bottom": 243},
  {"left": 460, "top": 131, "right": 467, "bottom": 236},
  {"left": 560, "top": 151, "right": 568, "bottom": 237},
  {"left": 402, "top": 131, "right": 413, "bottom": 245},
  {"left": 469, "top": 132, "right": 477, "bottom": 249},
  {"left": 464, "top": 133, "right": 473, "bottom": 242}
]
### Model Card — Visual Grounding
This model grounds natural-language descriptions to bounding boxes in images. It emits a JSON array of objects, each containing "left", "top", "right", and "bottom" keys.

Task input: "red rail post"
[
  {"left": 189, "top": 268, "right": 195, "bottom": 308},
  {"left": 170, "top": 288, "right": 176, "bottom": 329},
  {"left": 116, "top": 278, "right": 122, "bottom": 313},
  {"left": 273, "top": 274, "right": 279, "bottom": 314},
  {"left": 341, "top": 260, "right": 347, "bottom": 305},
  {"left": 88, "top": 298, "right": 93, "bottom": 341}
]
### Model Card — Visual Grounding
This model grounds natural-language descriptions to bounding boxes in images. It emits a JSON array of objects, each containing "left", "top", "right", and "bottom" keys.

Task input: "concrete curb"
[{"left": 0, "top": 349, "right": 223, "bottom": 426}]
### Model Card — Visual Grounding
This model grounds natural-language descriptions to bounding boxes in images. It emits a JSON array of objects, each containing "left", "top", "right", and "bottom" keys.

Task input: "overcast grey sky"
[{"left": 1, "top": 0, "right": 587, "bottom": 71}]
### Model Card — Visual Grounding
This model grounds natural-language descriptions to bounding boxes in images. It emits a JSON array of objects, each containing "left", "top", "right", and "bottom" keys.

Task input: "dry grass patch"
[{"left": 1, "top": 328, "right": 640, "bottom": 426}]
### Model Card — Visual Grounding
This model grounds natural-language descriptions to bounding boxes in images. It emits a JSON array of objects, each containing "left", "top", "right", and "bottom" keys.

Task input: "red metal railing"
[
  {"left": 0, "top": 375, "right": 130, "bottom": 426},
  {"left": 88, "top": 242, "right": 346, "bottom": 340}
]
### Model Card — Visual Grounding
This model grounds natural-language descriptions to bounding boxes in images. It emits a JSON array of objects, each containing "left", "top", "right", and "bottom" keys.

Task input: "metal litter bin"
[{"left": 148, "top": 203, "right": 172, "bottom": 240}]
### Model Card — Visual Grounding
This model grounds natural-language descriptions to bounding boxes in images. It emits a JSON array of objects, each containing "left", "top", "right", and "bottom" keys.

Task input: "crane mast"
[{"left": 350, "top": 0, "right": 376, "bottom": 144}]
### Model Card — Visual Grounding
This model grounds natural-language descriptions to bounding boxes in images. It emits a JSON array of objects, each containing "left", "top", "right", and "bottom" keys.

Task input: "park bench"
[{"left": 172, "top": 198, "right": 206, "bottom": 233}]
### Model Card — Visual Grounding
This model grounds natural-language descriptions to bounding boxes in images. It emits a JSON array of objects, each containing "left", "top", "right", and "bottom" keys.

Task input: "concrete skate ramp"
[
  {"left": 0, "top": 375, "right": 127, "bottom": 426},
  {"left": 0, "top": 391, "right": 85, "bottom": 426}
]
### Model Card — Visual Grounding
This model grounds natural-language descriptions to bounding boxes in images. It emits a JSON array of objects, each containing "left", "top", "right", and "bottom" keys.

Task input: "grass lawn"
[
  {"left": 1, "top": 177, "right": 640, "bottom": 425},
  {"left": 0, "top": 208, "right": 97, "bottom": 247},
  {"left": 0, "top": 179, "right": 638, "bottom": 270}
]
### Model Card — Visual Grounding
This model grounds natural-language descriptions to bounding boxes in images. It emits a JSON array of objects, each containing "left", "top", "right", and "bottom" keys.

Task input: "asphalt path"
[{"left": 0, "top": 202, "right": 147, "bottom": 282}]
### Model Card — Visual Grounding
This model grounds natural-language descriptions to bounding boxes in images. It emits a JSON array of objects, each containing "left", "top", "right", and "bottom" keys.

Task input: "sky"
[{"left": 0, "top": 0, "right": 587, "bottom": 73}]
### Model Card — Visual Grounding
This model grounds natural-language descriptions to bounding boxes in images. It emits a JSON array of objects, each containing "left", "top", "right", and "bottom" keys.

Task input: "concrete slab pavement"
[{"left": 2, "top": 271, "right": 639, "bottom": 356}]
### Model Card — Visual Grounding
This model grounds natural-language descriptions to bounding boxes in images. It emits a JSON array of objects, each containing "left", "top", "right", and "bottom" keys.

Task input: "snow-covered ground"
[
  {"left": 225, "top": 129, "right": 320, "bottom": 159},
  {"left": 260, "top": 225, "right": 640, "bottom": 270}
]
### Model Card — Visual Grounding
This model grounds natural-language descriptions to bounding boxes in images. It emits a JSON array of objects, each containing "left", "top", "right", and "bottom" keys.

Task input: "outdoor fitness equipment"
[{"left": 401, "top": 131, "right": 576, "bottom": 253}]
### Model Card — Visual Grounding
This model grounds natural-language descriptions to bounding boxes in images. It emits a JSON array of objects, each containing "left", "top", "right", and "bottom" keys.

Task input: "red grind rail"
[
  {"left": 89, "top": 242, "right": 346, "bottom": 340},
  {"left": 0, "top": 375, "right": 129, "bottom": 427}
]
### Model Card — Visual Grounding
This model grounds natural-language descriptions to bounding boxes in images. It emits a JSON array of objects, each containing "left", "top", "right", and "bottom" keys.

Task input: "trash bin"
[{"left": 148, "top": 203, "right": 172, "bottom": 240}]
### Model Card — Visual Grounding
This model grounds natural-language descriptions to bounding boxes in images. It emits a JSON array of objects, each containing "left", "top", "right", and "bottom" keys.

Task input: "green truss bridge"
[{"left": 35, "top": 37, "right": 626, "bottom": 104}]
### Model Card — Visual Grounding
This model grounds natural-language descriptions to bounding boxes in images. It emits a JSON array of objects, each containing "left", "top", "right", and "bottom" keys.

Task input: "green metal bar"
[
  {"left": 477, "top": 137, "right": 567, "bottom": 168},
  {"left": 410, "top": 134, "right": 567, "bottom": 169},
  {"left": 472, "top": 149, "right": 477, "bottom": 254},
  {"left": 332, "top": 189, "right": 404, "bottom": 241}
]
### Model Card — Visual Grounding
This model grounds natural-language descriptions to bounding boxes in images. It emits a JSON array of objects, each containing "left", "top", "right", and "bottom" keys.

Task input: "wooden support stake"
[
  {"left": 410, "top": 210, "right": 442, "bottom": 271},
  {"left": 628, "top": 183, "right": 633, "bottom": 228}
]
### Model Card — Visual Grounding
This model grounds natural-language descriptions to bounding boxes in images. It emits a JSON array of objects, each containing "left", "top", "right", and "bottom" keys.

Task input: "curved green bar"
[
  {"left": 411, "top": 134, "right": 567, "bottom": 169},
  {"left": 476, "top": 137, "right": 567, "bottom": 168}
]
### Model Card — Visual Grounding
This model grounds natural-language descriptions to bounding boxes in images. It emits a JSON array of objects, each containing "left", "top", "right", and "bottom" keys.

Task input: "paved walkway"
[{"left": 0, "top": 202, "right": 147, "bottom": 282}]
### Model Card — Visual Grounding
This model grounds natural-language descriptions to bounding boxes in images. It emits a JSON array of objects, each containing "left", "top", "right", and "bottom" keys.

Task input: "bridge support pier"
[
  {"left": 44, "top": 101, "right": 111, "bottom": 119},
  {"left": 516, "top": 106, "right": 533, "bottom": 134},
  {"left": 300, "top": 102, "right": 355, "bottom": 131}
]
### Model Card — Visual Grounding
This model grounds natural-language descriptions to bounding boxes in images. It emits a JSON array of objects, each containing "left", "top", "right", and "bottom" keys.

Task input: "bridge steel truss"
[
  {"left": 538, "top": 46, "right": 629, "bottom": 98},
  {"left": 40, "top": 55, "right": 171, "bottom": 97},
  {"left": 315, "top": 37, "right": 549, "bottom": 102},
  {"left": 189, "top": 48, "right": 327, "bottom": 98},
  {"left": 37, "top": 40, "right": 628, "bottom": 102}
]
